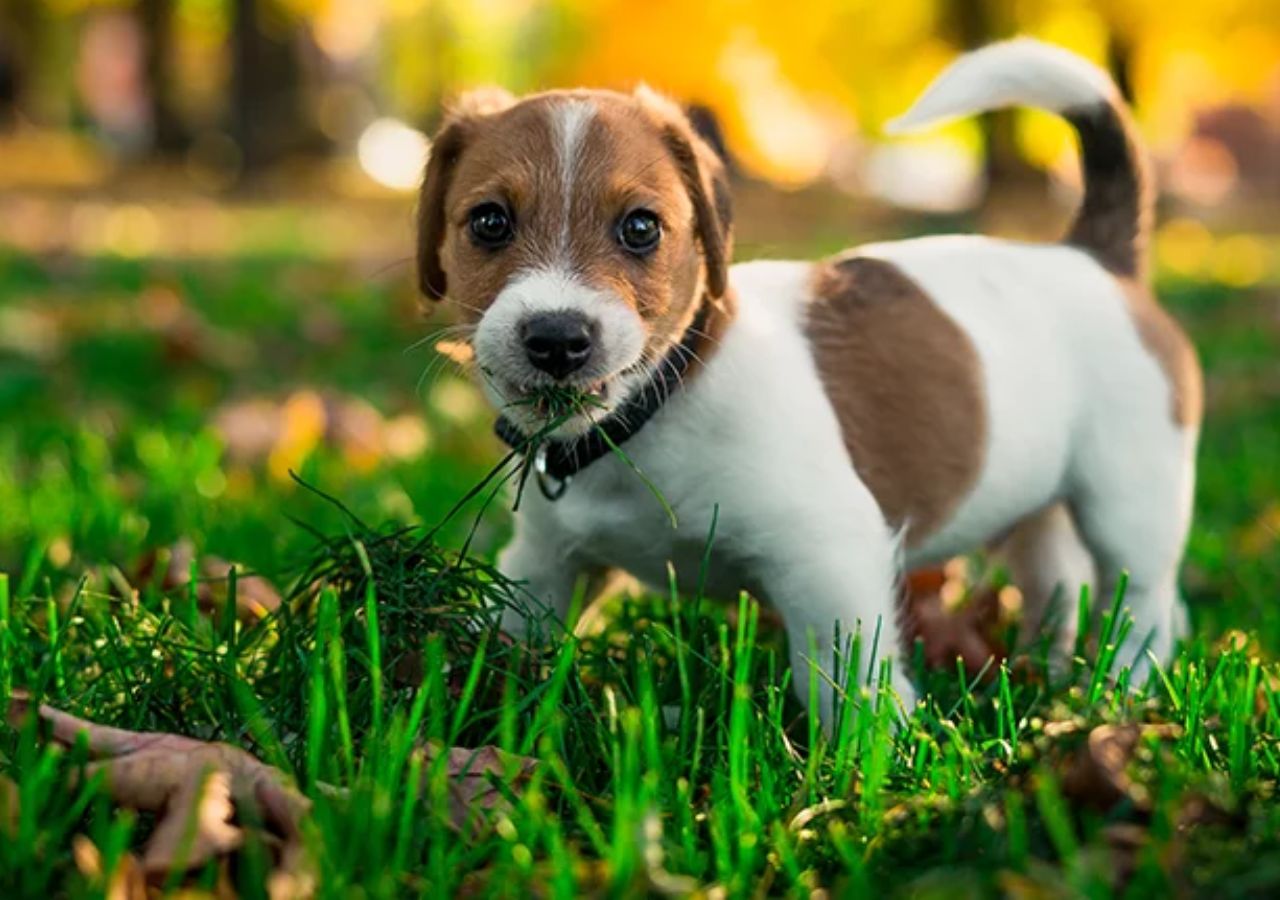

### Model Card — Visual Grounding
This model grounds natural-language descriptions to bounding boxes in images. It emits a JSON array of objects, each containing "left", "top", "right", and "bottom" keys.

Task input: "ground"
[{"left": 1, "top": 195, "right": 1279, "bottom": 897}]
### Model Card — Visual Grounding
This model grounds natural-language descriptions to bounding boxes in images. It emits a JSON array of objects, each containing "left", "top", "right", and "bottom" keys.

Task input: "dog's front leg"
[
  {"left": 496, "top": 518, "right": 589, "bottom": 640},
  {"left": 755, "top": 520, "right": 916, "bottom": 731}
]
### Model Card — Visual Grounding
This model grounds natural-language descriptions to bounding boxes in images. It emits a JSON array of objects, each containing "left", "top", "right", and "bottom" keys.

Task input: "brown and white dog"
[{"left": 416, "top": 39, "right": 1202, "bottom": 723}]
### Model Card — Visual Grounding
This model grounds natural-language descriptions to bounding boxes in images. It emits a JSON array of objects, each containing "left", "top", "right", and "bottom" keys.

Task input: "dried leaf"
[
  {"left": 138, "top": 284, "right": 251, "bottom": 369},
  {"left": 1061, "top": 723, "right": 1182, "bottom": 810},
  {"left": 901, "top": 565, "right": 1007, "bottom": 676},
  {"left": 214, "top": 397, "right": 283, "bottom": 464},
  {"left": 1102, "top": 822, "right": 1150, "bottom": 886},
  {"left": 0, "top": 773, "right": 17, "bottom": 835},
  {"left": 322, "top": 394, "right": 385, "bottom": 473},
  {"left": 1175, "top": 791, "right": 1236, "bottom": 830},
  {"left": 72, "top": 834, "right": 102, "bottom": 877},
  {"left": 267, "top": 837, "right": 319, "bottom": 900},
  {"left": 216, "top": 389, "right": 430, "bottom": 474},
  {"left": 6, "top": 690, "right": 32, "bottom": 729},
  {"left": 139, "top": 768, "right": 241, "bottom": 873},
  {"left": 421, "top": 743, "right": 538, "bottom": 834},
  {"left": 214, "top": 389, "right": 399, "bottom": 477},
  {"left": 200, "top": 556, "right": 283, "bottom": 620},
  {"left": 133, "top": 539, "right": 282, "bottom": 621},
  {"left": 8, "top": 694, "right": 311, "bottom": 889},
  {"left": 72, "top": 837, "right": 148, "bottom": 900}
]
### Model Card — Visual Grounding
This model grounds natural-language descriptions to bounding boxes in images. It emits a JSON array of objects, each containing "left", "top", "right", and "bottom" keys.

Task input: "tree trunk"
[
  {"left": 0, "top": 0, "right": 40, "bottom": 128},
  {"left": 138, "top": 0, "right": 188, "bottom": 154},
  {"left": 229, "top": 0, "right": 318, "bottom": 176},
  {"left": 947, "top": 0, "right": 1033, "bottom": 186}
]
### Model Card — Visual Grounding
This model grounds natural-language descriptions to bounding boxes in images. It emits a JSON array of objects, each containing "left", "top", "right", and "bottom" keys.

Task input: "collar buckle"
[{"left": 534, "top": 443, "right": 571, "bottom": 501}]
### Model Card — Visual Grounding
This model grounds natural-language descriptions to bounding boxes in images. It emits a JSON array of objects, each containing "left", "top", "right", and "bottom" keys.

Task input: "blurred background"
[{"left": 0, "top": 1, "right": 1277, "bottom": 642}]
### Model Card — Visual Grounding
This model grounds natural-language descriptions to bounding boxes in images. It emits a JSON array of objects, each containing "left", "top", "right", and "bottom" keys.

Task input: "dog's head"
[{"left": 417, "top": 86, "right": 732, "bottom": 436}]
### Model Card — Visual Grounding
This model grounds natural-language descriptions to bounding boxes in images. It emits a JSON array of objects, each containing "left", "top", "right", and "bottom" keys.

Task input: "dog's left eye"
[
  {"left": 468, "top": 203, "right": 515, "bottom": 249},
  {"left": 617, "top": 209, "right": 662, "bottom": 255}
]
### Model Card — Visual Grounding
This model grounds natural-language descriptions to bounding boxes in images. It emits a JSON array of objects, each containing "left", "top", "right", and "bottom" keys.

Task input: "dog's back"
[{"left": 794, "top": 39, "right": 1201, "bottom": 673}]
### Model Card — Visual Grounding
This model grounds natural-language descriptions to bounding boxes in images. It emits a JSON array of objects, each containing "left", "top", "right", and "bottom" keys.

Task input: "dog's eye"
[
  {"left": 468, "top": 203, "right": 515, "bottom": 249},
  {"left": 617, "top": 209, "right": 661, "bottom": 255}
]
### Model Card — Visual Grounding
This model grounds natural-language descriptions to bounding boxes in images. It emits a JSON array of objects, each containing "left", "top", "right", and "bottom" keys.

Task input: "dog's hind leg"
[
  {"left": 1068, "top": 429, "right": 1197, "bottom": 685},
  {"left": 993, "top": 502, "right": 1095, "bottom": 669}
]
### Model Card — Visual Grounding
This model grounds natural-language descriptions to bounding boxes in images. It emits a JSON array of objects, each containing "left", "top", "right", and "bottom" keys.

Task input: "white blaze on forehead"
[{"left": 549, "top": 99, "right": 597, "bottom": 255}]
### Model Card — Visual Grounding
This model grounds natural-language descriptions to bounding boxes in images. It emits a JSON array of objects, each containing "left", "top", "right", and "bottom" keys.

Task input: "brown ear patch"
[
  {"left": 1120, "top": 279, "right": 1203, "bottom": 428},
  {"left": 417, "top": 120, "right": 471, "bottom": 299},
  {"left": 807, "top": 257, "right": 988, "bottom": 546},
  {"left": 659, "top": 124, "right": 732, "bottom": 300}
]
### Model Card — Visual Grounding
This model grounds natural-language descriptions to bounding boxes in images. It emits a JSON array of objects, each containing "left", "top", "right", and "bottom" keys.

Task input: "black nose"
[{"left": 520, "top": 311, "right": 594, "bottom": 379}]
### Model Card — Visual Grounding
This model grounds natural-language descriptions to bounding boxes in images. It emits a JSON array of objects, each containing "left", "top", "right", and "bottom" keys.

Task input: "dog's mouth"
[
  {"left": 485, "top": 373, "right": 622, "bottom": 438},
  {"left": 525, "top": 380, "right": 609, "bottom": 417},
  {"left": 479, "top": 346, "right": 657, "bottom": 438}
]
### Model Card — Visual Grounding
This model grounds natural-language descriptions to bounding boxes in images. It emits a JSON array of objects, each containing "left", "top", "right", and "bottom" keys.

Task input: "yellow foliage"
[{"left": 268, "top": 390, "right": 327, "bottom": 484}]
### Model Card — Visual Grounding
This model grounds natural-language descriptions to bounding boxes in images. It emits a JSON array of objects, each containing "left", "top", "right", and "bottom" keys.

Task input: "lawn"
[{"left": 1, "top": 208, "right": 1279, "bottom": 897}]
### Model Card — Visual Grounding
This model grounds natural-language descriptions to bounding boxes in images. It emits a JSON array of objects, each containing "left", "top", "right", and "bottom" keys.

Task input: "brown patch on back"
[
  {"left": 1119, "top": 279, "right": 1203, "bottom": 427},
  {"left": 807, "top": 257, "right": 987, "bottom": 546}
]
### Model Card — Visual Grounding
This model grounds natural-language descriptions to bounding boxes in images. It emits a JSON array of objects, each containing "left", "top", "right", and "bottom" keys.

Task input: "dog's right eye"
[{"left": 468, "top": 203, "right": 515, "bottom": 249}]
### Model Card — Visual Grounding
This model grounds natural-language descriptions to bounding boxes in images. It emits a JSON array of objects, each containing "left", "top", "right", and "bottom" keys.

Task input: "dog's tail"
[{"left": 887, "top": 38, "right": 1152, "bottom": 281}]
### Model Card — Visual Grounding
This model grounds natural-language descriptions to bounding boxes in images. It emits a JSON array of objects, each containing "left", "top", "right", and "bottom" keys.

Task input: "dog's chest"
[
  {"left": 548, "top": 451, "right": 735, "bottom": 593},
  {"left": 528, "top": 259, "right": 868, "bottom": 598}
]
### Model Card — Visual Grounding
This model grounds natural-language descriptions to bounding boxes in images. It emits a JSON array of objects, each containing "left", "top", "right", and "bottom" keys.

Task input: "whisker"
[
  {"left": 435, "top": 298, "right": 489, "bottom": 318},
  {"left": 366, "top": 255, "right": 414, "bottom": 282},
  {"left": 404, "top": 323, "right": 476, "bottom": 355},
  {"left": 668, "top": 340, "right": 705, "bottom": 374},
  {"left": 684, "top": 324, "right": 721, "bottom": 350},
  {"left": 416, "top": 352, "right": 472, "bottom": 397},
  {"left": 663, "top": 347, "right": 691, "bottom": 397}
]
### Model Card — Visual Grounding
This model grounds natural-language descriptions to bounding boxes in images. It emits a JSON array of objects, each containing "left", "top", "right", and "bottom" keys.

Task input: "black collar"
[{"left": 493, "top": 303, "right": 709, "bottom": 501}]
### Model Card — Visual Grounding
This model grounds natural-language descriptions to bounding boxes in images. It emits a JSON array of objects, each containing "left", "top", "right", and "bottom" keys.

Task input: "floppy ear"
[
  {"left": 416, "top": 121, "right": 467, "bottom": 300},
  {"left": 635, "top": 86, "right": 734, "bottom": 299},
  {"left": 416, "top": 87, "right": 516, "bottom": 300}
]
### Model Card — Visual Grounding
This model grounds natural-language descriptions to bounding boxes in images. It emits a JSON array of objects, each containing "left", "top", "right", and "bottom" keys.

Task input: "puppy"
[{"left": 416, "top": 39, "right": 1202, "bottom": 723}]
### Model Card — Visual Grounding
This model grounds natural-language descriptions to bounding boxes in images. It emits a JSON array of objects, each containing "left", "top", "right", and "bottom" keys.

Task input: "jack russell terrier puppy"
[{"left": 415, "top": 39, "right": 1202, "bottom": 723}]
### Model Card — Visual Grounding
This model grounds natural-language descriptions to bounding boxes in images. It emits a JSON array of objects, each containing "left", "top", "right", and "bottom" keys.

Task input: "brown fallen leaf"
[
  {"left": 213, "top": 396, "right": 284, "bottom": 465},
  {"left": 322, "top": 393, "right": 386, "bottom": 473},
  {"left": 214, "top": 389, "right": 424, "bottom": 480},
  {"left": 0, "top": 772, "right": 17, "bottom": 835},
  {"left": 133, "top": 538, "right": 282, "bottom": 622},
  {"left": 138, "top": 284, "right": 252, "bottom": 370},
  {"left": 140, "top": 767, "right": 242, "bottom": 873},
  {"left": 1061, "top": 722, "right": 1182, "bottom": 811},
  {"left": 1175, "top": 791, "right": 1237, "bottom": 831},
  {"left": 7, "top": 692, "right": 312, "bottom": 886},
  {"left": 268, "top": 837, "right": 319, "bottom": 900},
  {"left": 901, "top": 563, "right": 1010, "bottom": 676},
  {"left": 72, "top": 836, "right": 149, "bottom": 900},
  {"left": 421, "top": 743, "right": 538, "bottom": 835}
]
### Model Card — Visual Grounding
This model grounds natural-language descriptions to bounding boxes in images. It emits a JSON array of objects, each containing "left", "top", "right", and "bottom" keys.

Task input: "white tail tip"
[{"left": 885, "top": 38, "right": 1117, "bottom": 136}]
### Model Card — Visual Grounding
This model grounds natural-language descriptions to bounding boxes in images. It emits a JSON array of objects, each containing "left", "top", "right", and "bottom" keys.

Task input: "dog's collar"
[{"left": 493, "top": 302, "right": 710, "bottom": 501}]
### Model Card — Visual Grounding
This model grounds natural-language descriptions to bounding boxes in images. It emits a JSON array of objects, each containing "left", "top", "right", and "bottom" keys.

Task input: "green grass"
[{"left": 1, "top": 234, "right": 1279, "bottom": 897}]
